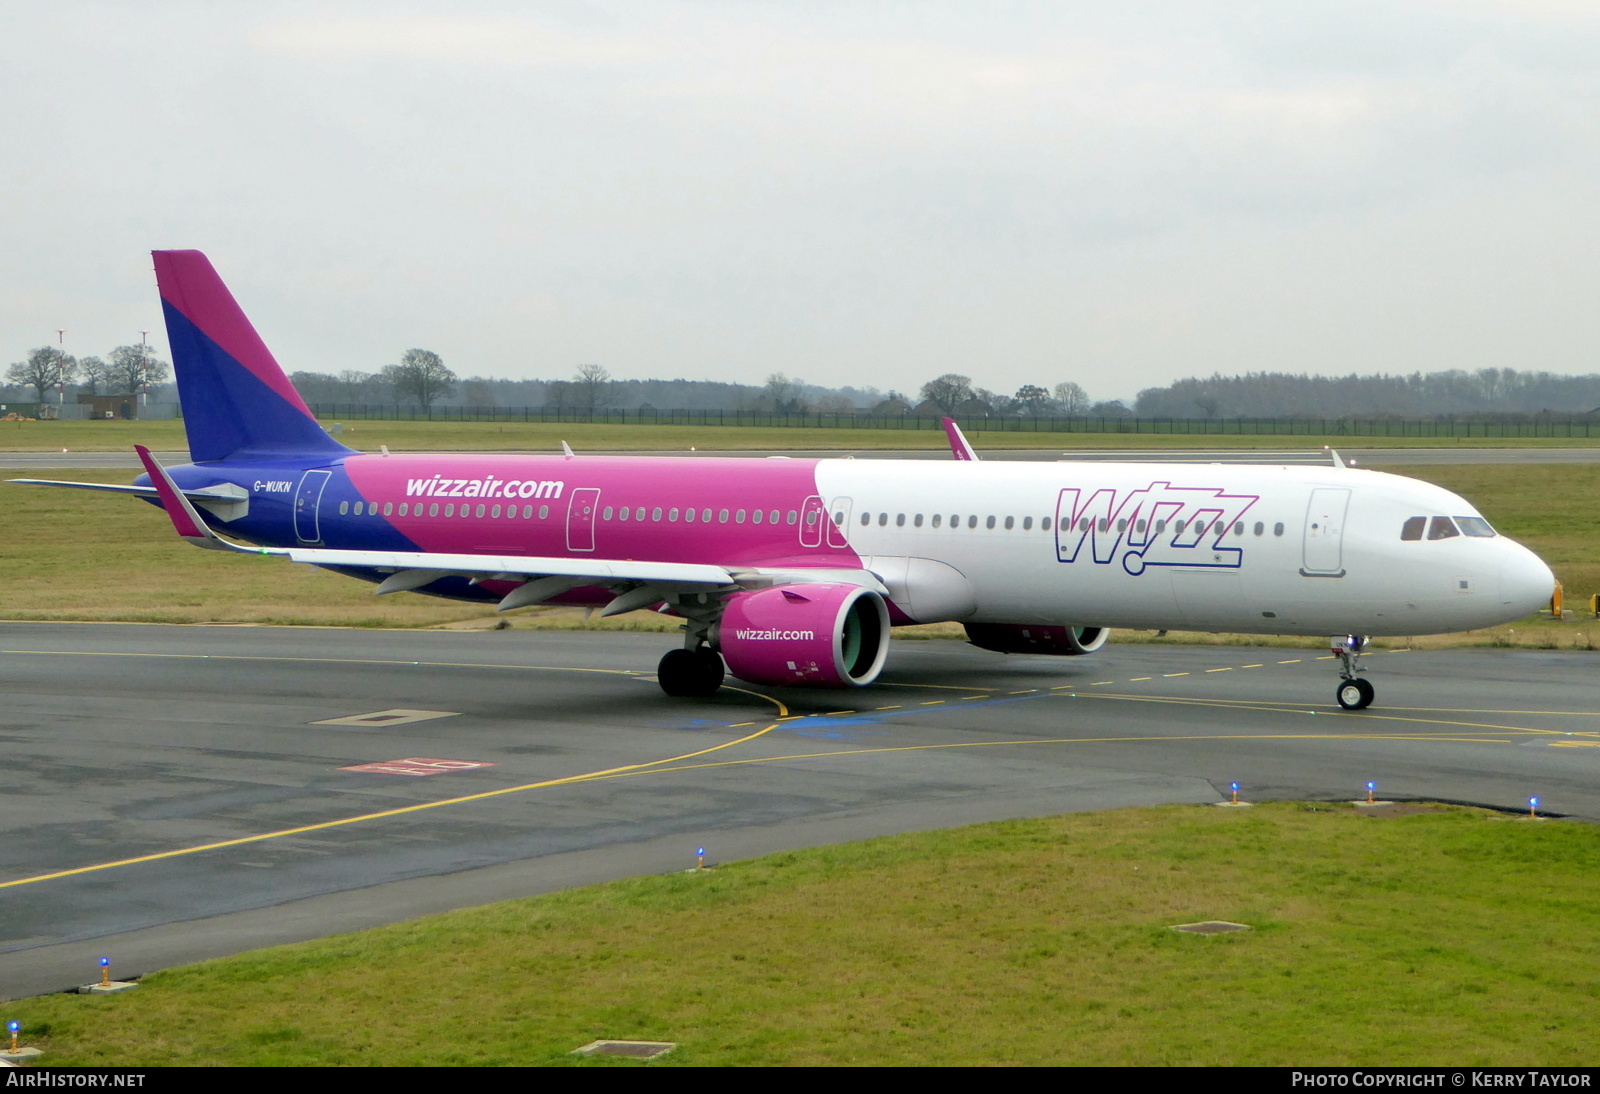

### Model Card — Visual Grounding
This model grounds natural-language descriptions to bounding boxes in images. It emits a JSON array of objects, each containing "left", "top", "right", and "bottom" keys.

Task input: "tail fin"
[{"left": 153, "top": 250, "right": 355, "bottom": 463}]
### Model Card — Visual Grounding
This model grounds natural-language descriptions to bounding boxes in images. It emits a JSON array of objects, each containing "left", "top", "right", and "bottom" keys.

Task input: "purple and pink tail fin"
[{"left": 154, "top": 250, "right": 355, "bottom": 464}]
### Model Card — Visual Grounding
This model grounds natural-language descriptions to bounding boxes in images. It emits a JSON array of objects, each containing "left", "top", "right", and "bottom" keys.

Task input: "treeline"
[
  {"left": 1133, "top": 370, "right": 1600, "bottom": 419},
  {"left": 287, "top": 368, "right": 888, "bottom": 414}
]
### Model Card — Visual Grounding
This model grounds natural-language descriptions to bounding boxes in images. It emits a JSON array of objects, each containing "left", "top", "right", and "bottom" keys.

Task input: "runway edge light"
[
  {"left": 80, "top": 956, "right": 136, "bottom": 995},
  {"left": 0, "top": 1020, "right": 41, "bottom": 1063}
]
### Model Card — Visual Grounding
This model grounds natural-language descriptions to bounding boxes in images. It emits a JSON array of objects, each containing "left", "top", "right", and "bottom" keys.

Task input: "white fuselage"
[{"left": 813, "top": 460, "right": 1553, "bottom": 636}]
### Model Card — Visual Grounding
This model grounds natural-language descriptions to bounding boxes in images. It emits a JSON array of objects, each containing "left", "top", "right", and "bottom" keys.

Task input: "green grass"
[
  {"left": 5, "top": 803, "right": 1598, "bottom": 1065},
  {"left": 6, "top": 416, "right": 1600, "bottom": 453}
]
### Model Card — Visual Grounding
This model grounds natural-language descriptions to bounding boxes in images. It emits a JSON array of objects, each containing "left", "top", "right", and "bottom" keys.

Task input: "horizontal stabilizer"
[
  {"left": 132, "top": 445, "right": 287, "bottom": 557},
  {"left": 8, "top": 477, "right": 250, "bottom": 521}
]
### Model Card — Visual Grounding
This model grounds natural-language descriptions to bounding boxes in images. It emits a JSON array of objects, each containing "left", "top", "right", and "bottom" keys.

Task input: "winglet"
[
  {"left": 134, "top": 445, "right": 287, "bottom": 556},
  {"left": 941, "top": 418, "right": 978, "bottom": 461},
  {"left": 562, "top": 441, "right": 575, "bottom": 460}
]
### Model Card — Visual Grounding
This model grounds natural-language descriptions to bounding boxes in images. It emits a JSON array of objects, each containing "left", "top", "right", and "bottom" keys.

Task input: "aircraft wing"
[
  {"left": 941, "top": 417, "right": 979, "bottom": 461},
  {"left": 288, "top": 547, "right": 734, "bottom": 586}
]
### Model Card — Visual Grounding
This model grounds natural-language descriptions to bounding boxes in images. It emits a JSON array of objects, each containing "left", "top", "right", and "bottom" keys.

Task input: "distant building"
[{"left": 78, "top": 393, "right": 139, "bottom": 420}]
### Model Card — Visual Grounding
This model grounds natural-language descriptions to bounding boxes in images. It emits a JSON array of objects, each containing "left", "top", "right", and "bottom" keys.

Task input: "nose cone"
[{"left": 1500, "top": 543, "right": 1555, "bottom": 616}]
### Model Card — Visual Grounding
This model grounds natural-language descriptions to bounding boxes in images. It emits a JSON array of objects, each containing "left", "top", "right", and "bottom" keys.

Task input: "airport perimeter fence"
[{"left": 305, "top": 404, "right": 1600, "bottom": 438}]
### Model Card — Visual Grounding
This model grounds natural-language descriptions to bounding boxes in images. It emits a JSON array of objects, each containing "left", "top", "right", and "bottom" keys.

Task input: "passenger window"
[
  {"left": 719, "top": 509, "right": 729, "bottom": 523},
  {"left": 444, "top": 504, "right": 454, "bottom": 517},
  {"left": 669, "top": 508, "right": 679, "bottom": 522},
  {"left": 382, "top": 503, "right": 392, "bottom": 516},
  {"left": 968, "top": 515, "right": 978, "bottom": 529},
  {"left": 1096, "top": 518, "right": 1107, "bottom": 533},
  {"left": 1175, "top": 520, "right": 1186, "bottom": 533},
  {"left": 770, "top": 510, "right": 780, "bottom": 525},
  {"left": 896, "top": 514, "right": 906, "bottom": 527},
  {"left": 1253, "top": 521, "right": 1263, "bottom": 536},
  {"left": 637, "top": 507, "right": 646, "bottom": 521},
  {"left": 986, "top": 516, "right": 996, "bottom": 529},
  {"left": 878, "top": 512, "right": 888, "bottom": 526},
  {"left": 339, "top": 501, "right": 349, "bottom": 515},
  {"left": 1136, "top": 519, "right": 1147, "bottom": 534},
  {"left": 490, "top": 505, "right": 501, "bottom": 518},
  {"left": 1273, "top": 522, "right": 1284, "bottom": 536},
  {"left": 429, "top": 503, "right": 440, "bottom": 517},
  {"left": 1400, "top": 516, "right": 1425, "bottom": 541},
  {"left": 603, "top": 506, "right": 614, "bottom": 520},
  {"left": 932, "top": 514, "right": 942, "bottom": 528},
  {"left": 751, "top": 509, "right": 763, "bottom": 525},
  {"left": 475, "top": 505, "right": 486, "bottom": 518},
  {"left": 1427, "top": 516, "right": 1460, "bottom": 540},
  {"left": 703, "top": 509, "right": 713, "bottom": 523},
  {"left": 805, "top": 510, "right": 817, "bottom": 526},
  {"left": 1004, "top": 516, "right": 1014, "bottom": 530},
  {"left": 538, "top": 505, "right": 547, "bottom": 519},
  {"left": 652, "top": 507, "right": 663, "bottom": 521},
  {"left": 787, "top": 511, "right": 798, "bottom": 525},
  {"left": 860, "top": 512, "right": 871, "bottom": 526},
  {"left": 1023, "top": 516, "right": 1033, "bottom": 530}
]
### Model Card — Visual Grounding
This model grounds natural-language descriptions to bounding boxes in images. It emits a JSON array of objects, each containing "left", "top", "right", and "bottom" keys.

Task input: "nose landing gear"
[{"left": 1333, "top": 635, "right": 1374, "bottom": 710}]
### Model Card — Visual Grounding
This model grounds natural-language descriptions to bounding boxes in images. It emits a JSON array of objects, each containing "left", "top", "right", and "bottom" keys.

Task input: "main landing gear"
[
  {"left": 657, "top": 645, "right": 726, "bottom": 698},
  {"left": 1333, "top": 635, "right": 1374, "bottom": 710}
]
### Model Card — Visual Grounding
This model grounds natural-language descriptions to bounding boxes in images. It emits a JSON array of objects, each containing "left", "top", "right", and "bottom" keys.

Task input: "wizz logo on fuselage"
[{"left": 1056, "top": 482, "right": 1260, "bottom": 576}]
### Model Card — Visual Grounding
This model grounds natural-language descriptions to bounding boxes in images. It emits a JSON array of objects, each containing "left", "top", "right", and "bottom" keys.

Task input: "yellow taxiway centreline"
[{"left": 0, "top": 692, "right": 791, "bottom": 891}]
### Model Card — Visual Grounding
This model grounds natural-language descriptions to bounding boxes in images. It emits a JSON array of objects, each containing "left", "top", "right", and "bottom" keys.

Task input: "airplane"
[{"left": 10, "top": 250, "right": 1556, "bottom": 711}]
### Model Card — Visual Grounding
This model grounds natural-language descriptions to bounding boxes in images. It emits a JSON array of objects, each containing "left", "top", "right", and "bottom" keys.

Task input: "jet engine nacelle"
[
  {"left": 964, "top": 623, "right": 1110, "bottom": 656},
  {"left": 717, "top": 583, "right": 891, "bottom": 687}
]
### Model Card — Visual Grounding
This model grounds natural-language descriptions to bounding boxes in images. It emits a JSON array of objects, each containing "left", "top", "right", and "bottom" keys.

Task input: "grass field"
[
  {"left": 7, "top": 416, "right": 1600, "bottom": 453},
  {"left": 2, "top": 462, "right": 1591, "bottom": 647},
  {"left": 5, "top": 802, "right": 1596, "bottom": 1066}
]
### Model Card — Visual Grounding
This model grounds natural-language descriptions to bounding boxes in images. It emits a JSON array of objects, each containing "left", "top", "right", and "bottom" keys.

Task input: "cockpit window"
[
  {"left": 1400, "top": 516, "right": 1425, "bottom": 541},
  {"left": 1427, "top": 516, "right": 1460, "bottom": 540},
  {"left": 1453, "top": 516, "right": 1496, "bottom": 538}
]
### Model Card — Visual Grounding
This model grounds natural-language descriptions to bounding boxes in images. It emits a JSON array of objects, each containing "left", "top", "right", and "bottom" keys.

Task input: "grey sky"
[{"left": 4, "top": 1, "right": 1598, "bottom": 403}]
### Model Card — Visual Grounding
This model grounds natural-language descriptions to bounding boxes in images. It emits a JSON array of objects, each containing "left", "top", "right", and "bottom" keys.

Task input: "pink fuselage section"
[{"left": 338, "top": 453, "right": 858, "bottom": 607}]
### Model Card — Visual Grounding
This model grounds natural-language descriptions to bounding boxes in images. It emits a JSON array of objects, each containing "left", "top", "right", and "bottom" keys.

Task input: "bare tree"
[
  {"left": 6, "top": 347, "right": 75, "bottom": 403},
  {"left": 383, "top": 349, "right": 456, "bottom": 409},
  {"left": 1053, "top": 381, "right": 1090, "bottom": 414},
  {"left": 764, "top": 372, "right": 808, "bottom": 414},
  {"left": 78, "top": 356, "right": 110, "bottom": 395},
  {"left": 573, "top": 364, "right": 617, "bottom": 414},
  {"left": 107, "top": 344, "right": 169, "bottom": 396},
  {"left": 919, "top": 374, "right": 973, "bottom": 416}
]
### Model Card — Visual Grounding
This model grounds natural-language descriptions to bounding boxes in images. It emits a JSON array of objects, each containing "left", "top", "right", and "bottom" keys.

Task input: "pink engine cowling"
[
  {"left": 963, "top": 623, "right": 1110, "bottom": 656},
  {"left": 717, "top": 583, "right": 891, "bottom": 687}
]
